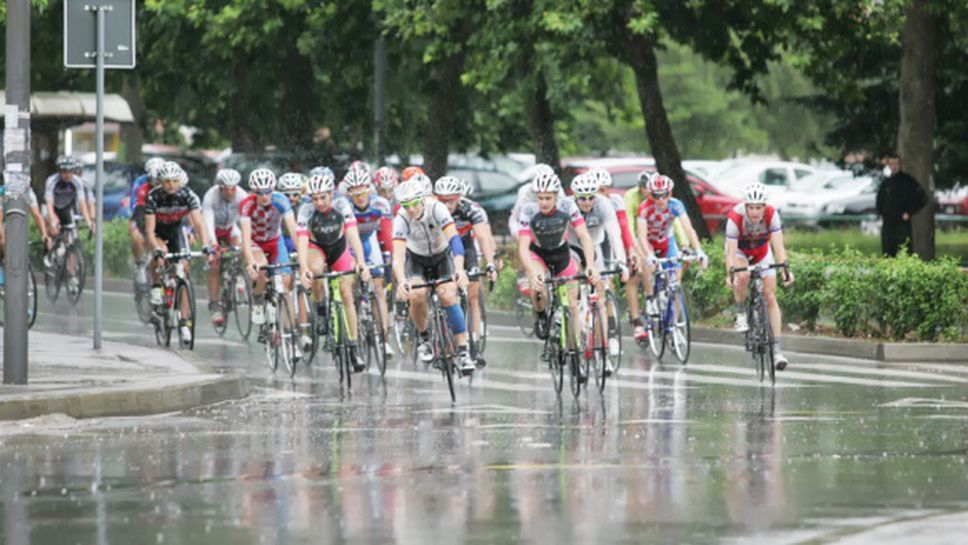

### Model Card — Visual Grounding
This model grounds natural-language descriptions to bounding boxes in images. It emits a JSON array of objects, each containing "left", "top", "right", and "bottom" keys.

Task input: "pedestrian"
[{"left": 875, "top": 151, "right": 927, "bottom": 257}]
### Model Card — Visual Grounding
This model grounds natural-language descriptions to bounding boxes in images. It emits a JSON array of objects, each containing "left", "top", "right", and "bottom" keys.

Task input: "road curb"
[
  {"left": 0, "top": 373, "right": 249, "bottom": 421},
  {"left": 486, "top": 310, "right": 968, "bottom": 363}
]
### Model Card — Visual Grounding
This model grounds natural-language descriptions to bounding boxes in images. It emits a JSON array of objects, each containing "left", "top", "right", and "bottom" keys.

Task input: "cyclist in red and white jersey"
[
  {"left": 725, "top": 182, "right": 795, "bottom": 370},
  {"left": 201, "top": 168, "right": 247, "bottom": 328}
]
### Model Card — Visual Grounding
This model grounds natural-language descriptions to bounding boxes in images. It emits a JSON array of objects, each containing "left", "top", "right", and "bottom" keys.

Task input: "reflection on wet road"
[{"left": 3, "top": 291, "right": 968, "bottom": 544}]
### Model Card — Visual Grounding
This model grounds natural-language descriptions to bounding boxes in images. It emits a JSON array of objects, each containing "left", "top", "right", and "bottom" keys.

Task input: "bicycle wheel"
[
  {"left": 64, "top": 246, "right": 85, "bottom": 306},
  {"left": 587, "top": 302, "right": 608, "bottom": 392},
  {"left": 562, "top": 307, "right": 584, "bottom": 399},
  {"left": 297, "top": 287, "right": 318, "bottom": 367},
  {"left": 435, "top": 309, "right": 457, "bottom": 403},
  {"left": 515, "top": 298, "right": 535, "bottom": 337},
  {"left": 750, "top": 297, "right": 766, "bottom": 382},
  {"left": 174, "top": 278, "right": 196, "bottom": 351},
  {"left": 605, "top": 290, "right": 622, "bottom": 371},
  {"left": 234, "top": 273, "right": 254, "bottom": 340},
  {"left": 759, "top": 295, "right": 776, "bottom": 385},
  {"left": 478, "top": 288, "right": 488, "bottom": 354},
  {"left": 44, "top": 251, "right": 61, "bottom": 303},
  {"left": 27, "top": 265, "right": 38, "bottom": 329},
  {"left": 276, "top": 294, "right": 297, "bottom": 378},
  {"left": 134, "top": 273, "right": 153, "bottom": 325},
  {"left": 670, "top": 287, "right": 692, "bottom": 365},
  {"left": 646, "top": 299, "right": 666, "bottom": 360},
  {"left": 369, "top": 290, "right": 388, "bottom": 377}
]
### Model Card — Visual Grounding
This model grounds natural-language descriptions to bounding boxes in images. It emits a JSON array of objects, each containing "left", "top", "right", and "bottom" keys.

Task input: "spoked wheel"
[
  {"left": 759, "top": 296, "right": 776, "bottom": 385},
  {"left": 515, "top": 298, "right": 535, "bottom": 337},
  {"left": 647, "top": 299, "right": 666, "bottom": 361},
  {"left": 569, "top": 350, "right": 586, "bottom": 400},
  {"left": 545, "top": 315, "right": 564, "bottom": 396},
  {"left": 477, "top": 289, "right": 488, "bottom": 354},
  {"left": 331, "top": 304, "right": 352, "bottom": 388},
  {"left": 263, "top": 304, "right": 280, "bottom": 373},
  {"left": 436, "top": 313, "right": 457, "bottom": 403},
  {"left": 44, "top": 252, "right": 61, "bottom": 303},
  {"left": 368, "top": 295, "right": 388, "bottom": 377},
  {"left": 27, "top": 265, "right": 38, "bottom": 329},
  {"left": 669, "top": 288, "right": 691, "bottom": 365},
  {"left": 276, "top": 295, "right": 297, "bottom": 378},
  {"left": 587, "top": 305, "right": 608, "bottom": 393},
  {"left": 134, "top": 274, "right": 153, "bottom": 325},
  {"left": 233, "top": 273, "right": 253, "bottom": 340},
  {"left": 212, "top": 298, "right": 228, "bottom": 337},
  {"left": 297, "top": 288, "right": 319, "bottom": 367},
  {"left": 750, "top": 302, "right": 766, "bottom": 382},
  {"left": 174, "top": 278, "right": 196, "bottom": 351},
  {"left": 64, "top": 246, "right": 85, "bottom": 306},
  {"left": 605, "top": 290, "right": 622, "bottom": 371}
]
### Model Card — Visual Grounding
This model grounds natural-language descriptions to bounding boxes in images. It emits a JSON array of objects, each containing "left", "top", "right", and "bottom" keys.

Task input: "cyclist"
[
  {"left": 636, "top": 173, "right": 708, "bottom": 321},
  {"left": 569, "top": 173, "right": 629, "bottom": 374},
  {"left": 44, "top": 156, "right": 94, "bottom": 239},
  {"left": 517, "top": 170, "right": 599, "bottom": 360},
  {"left": 129, "top": 157, "right": 166, "bottom": 285},
  {"left": 391, "top": 176, "right": 477, "bottom": 374},
  {"left": 239, "top": 168, "right": 301, "bottom": 331},
  {"left": 277, "top": 172, "right": 308, "bottom": 254},
  {"left": 433, "top": 175, "right": 499, "bottom": 366},
  {"left": 0, "top": 181, "right": 50, "bottom": 259},
  {"left": 296, "top": 173, "right": 372, "bottom": 372},
  {"left": 144, "top": 162, "right": 214, "bottom": 344},
  {"left": 343, "top": 166, "right": 395, "bottom": 356},
  {"left": 74, "top": 162, "right": 97, "bottom": 232},
  {"left": 401, "top": 166, "right": 433, "bottom": 196},
  {"left": 202, "top": 168, "right": 248, "bottom": 328},
  {"left": 337, "top": 161, "right": 371, "bottom": 196},
  {"left": 508, "top": 163, "right": 560, "bottom": 238},
  {"left": 374, "top": 166, "right": 399, "bottom": 206},
  {"left": 725, "top": 182, "right": 794, "bottom": 370}
]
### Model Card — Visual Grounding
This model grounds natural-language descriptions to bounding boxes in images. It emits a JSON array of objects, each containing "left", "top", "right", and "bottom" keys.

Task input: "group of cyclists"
[{"left": 2, "top": 152, "right": 796, "bottom": 388}]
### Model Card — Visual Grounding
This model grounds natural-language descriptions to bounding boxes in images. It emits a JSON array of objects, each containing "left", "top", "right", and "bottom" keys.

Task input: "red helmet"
[
  {"left": 401, "top": 166, "right": 425, "bottom": 182},
  {"left": 647, "top": 174, "right": 675, "bottom": 194},
  {"left": 373, "top": 166, "right": 399, "bottom": 190}
]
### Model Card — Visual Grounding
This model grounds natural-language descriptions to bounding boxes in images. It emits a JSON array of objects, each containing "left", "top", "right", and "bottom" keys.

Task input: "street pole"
[
  {"left": 3, "top": 0, "right": 32, "bottom": 384},
  {"left": 92, "top": 5, "right": 107, "bottom": 349},
  {"left": 373, "top": 36, "right": 387, "bottom": 164}
]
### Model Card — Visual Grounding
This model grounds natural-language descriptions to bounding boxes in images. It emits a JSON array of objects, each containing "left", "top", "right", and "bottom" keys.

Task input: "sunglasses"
[
  {"left": 652, "top": 192, "right": 670, "bottom": 200},
  {"left": 576, "top": 194, "right": 597, "bottom": 202},
  {"left": 255, "top": 189, "right": 274, "bottom": 196},
  {"left": 401, "top": 199, "right": 422, "bottom": 209}
]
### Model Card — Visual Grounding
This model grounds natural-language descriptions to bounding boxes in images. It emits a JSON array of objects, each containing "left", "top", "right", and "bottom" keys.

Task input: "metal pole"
[
  {"left": 93, "top": 5, "right": 106, "bottom": 349},
  {"left": 3, "top": 0, "right": 32, "bottom": 384},
  {"left": 373, "top": 36, "right": 387, "bottom": 163}
]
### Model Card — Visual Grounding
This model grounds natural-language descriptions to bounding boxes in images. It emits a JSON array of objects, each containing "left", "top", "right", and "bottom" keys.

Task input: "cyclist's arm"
[
  {"left": 442, "top": 223, "right": 465, "bottom": 273},
  {"left": 724, "top": 218, "right": 740, "bottom": 271},
  {"left": 239, "top": 217, "right": 255, "bottom": 265},
  {"left": 517, "top": 233, "right": 537, "bottom": 278},
  {"left": 677, "top": 213, "right": 704, "bottom": 253},
  {"left": 282, "top": 212, "right": 299, "bottom": 252},
  {"left": 615, "top": 207, "right": 635, "bottom": 251},
  {"left": 201, "top": 190, "right": 218, "bottom": 243},
  {"left": 145, "top": 214, "right": 160, "bottom": 252},
  {"left": 574, "top": 223, "right": 597, "bottom": 273},
  {"left": 603, "top": 206, "right": 627, "bottom": 264},
  {"left": 188, "top": 209, "right": 211, "bottom": 249},
  {"left": 636, "top": 217, "right": 655, "bottom": 259},
  {"left": 391, "top": 239, "right": 408, "bottom": 287},
  {"left": 29, "top": 204, "right": 48, "bottom": 241},
  {"left": 471, "top": 222, "right": 498, "bottom": 267},
  {"left": 771, "top": 230, "right": 788, "bottom": 266}
]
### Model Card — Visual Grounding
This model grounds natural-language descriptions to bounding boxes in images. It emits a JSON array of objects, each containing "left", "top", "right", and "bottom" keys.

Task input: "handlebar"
[
  {"left": 161, "top": 250, "right": 206, "bottom": 261},
  {"left": 729, "top": 262, "right": 789, "bottom": 280}
]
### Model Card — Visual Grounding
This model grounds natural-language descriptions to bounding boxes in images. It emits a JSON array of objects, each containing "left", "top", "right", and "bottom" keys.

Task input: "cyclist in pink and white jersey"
[{"left": 725, "top": 182, "right": 795, "bottom": 370}]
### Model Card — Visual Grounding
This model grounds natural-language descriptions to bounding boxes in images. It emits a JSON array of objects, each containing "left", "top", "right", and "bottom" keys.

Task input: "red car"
[{"left": 564, "top": 163, "right": 739, "bottom": 233}]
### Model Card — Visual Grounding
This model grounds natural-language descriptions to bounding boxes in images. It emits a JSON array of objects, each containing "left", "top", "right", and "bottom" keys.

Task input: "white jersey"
[
  {"left": 508, "top": 183, "right": 566, "bottom": 236},
  {"left": 568, "top": 196, "right": 626, "bottom": 263},
  {"left": 392, "top": 198, "right": 455, "bottom": 256},
  {"left": 202, "top": 185, "right": 248, "bottom": 241}
]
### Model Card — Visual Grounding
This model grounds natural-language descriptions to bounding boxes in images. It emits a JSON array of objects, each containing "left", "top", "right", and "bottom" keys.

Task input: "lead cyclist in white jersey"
[{"left": 202, "top": 168, "right": 248, "bottom": 327}]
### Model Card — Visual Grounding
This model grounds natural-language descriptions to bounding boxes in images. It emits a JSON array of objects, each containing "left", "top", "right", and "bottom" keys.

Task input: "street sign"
[{"left": 64, "top": 0, "right": 136, "bottom": 69}]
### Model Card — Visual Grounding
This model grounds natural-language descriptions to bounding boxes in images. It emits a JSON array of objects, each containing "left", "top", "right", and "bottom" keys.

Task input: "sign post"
[{"left": 64, "top": 0, "right": 135, "bottom": 349}]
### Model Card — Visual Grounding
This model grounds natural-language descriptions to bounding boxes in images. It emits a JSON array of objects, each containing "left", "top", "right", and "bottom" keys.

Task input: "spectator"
[{"left": 875, "top": 151, "right": 927, "bottom": 257}]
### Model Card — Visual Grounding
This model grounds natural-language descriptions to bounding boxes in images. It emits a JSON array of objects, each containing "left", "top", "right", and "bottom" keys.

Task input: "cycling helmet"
[
  {"left": 348, "top": 160, "right": 369, "bottom": 175},
  {"left": 278, "top": 172, "right": 306, "bottom": 194},
  {"left": 308, "top": 166, "right": 334, "bottom": 179},
  {"left": 410, "top": 173, "right": 433, "bottom": 196},
  {"left": 343, "top": 167, "right": 372, "bottom": 191},
  {"left": 459, "top": 178, "right": 473, "bottom": 197},
  {"left": 743, "top": 182, "right": 768, "bottom": 204},
  {"left": 647, "top": 174, "right": 675, "bottom": 194},
  {"left": 637, "top": 170, "right": 655, "bottom": 187},
  {"left": 395, "top": 180, "right": 425, "bottom": 203},
  {"left": 531, "top": 170, "right": 562, "bottom": 193},
  {"left": 373, "top": 166, "right": 399, "bottom": 190},
  {"left": 570, "top": 173, "right": 600, "bottom": 195},
  {"left": 215, "top": 168, "right": 242, "bottom": 187},
  {"left": 401, "top": 166, "right": 425, "bottom": 182},
  {"left": 144, "top": 157, "right": 165, "bottom": 178},
  {"left": 56, "top": 155, "right": 76, "bottom": 171},
  {"left": 433, "top": 176, "right": 463, "bottom": 197},
  {"left": 588, "top": 167, "right": 613, "bottom": 188},
  {"left": 248, "top": 168, "right": 277, "bottom": 191},
  {"left": 532, "top": 163, "right": 555, "bottom": 179},
  {"left": 178, "top": 169, "right": 190, "bottom": 188},
  {"left": 158, "top": 161, "right": 183, "bottom": 182},
  {"left": 306, "top": 173, "right": 335, "bottom": 194}
]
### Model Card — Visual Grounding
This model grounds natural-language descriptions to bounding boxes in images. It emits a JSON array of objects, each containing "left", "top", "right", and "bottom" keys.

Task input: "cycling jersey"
[
  {"left": 144, "top": 186, "right": 201, "bottom": 227},
  {"left": 508, "top": 183, "right": 566, "bottom": 236},
  {"left": 392, "top": 199, "right": 455, "bottom": 257},
  {"left": 569, "top": 196, "right": 626, "bottom": 267},
  {"left": 129, "top": 175, "right": 149, "bottom": 214},
  {"left": 297, "top": 199, "right": 357, "bottom": 271},
  {"left": 238, "top": 192, "right": 293, "bottom": 244},
  {"left": 349, "top": 194, "right": 393, "bottom": 249},
  {"left": 451, "top": 198, "right": 489, "bottom": 238},
  {"left": 517, "top": 197, "right": 585, "bottom": 250},
  {"left": 604, "top": 192, "right": 635, "bottom": 251},
  {"left": 725, "top": 203, "right": 782, "bottom": 264},
  {"left": 637, "top": 197, "right": 687, "bottom": 255},
  {"left": 201, "top": 185, "right": 248, "bottom": 243},
  {"left": 44, "top": 174, "right": 87, "bottom": 221}
]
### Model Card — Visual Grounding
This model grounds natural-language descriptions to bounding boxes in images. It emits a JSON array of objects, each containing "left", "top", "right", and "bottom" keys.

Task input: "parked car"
[
  {"left": 447, "top": 167, "right": 520, "bottom": 200},
  {"left": 79, "top": 161, "right": 141, "bottom": 221},
  {"left": 936, "top": 185, "right": 968, "bottom": 216},
  {"left": 712, "top": 160, "right": 820, "bottom": 200},
  {"left": 773, "top": 171, "right": 871, "bottom": 224}
]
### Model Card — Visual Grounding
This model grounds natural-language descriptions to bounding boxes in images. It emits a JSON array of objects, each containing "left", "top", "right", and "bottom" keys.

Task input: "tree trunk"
[
  {"left": 624, "top": 35, "right": 711, "bottom": 240},
  {"left": 898, "top": 0, "right": 939, "bottom": 260},
  {"left": 424, "top": 51, "right": 465, "bottom": 180},
  {"left": 120, "top": 74, "right": 145, "bottom": 164},
  {"left": 526, "top": 70, "right": 561, "bottom": 173},
  {"left": 229, "top": 65, "right": 258, "bottom": 153}
]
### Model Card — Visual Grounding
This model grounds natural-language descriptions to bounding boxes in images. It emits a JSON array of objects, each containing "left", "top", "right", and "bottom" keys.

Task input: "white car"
[
  {"left": 780, "top": 174, "right": 879, "bottom": 225},
  {"left": 711, "top": 160, "right": 821, "bottom": 200}
]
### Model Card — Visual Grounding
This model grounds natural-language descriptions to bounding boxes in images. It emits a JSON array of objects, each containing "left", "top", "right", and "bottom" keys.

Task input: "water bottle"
[{"left": 267, "top": 301, "right": 277, "bottom": 324}]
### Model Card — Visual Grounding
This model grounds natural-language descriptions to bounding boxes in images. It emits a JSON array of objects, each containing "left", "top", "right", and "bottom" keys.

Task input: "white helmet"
[
  {"left": 409, "top": 173, "right": 433, "bottom": 197},
  {"left": 178, "top": 169, "right": 190, "bottom": 188},
  {"left": 158, "top": 161, "right": 182, "bottom": 182},
  {"left": 145, "top": 157, "right": 166, "bottom": 179},
  {"left": 306, "top": 173, "right": 335, "bottom": 194},
  {"left": 434, "top": 176, "right": 463, "bottom": 197},
  {"left": 395, "top": 180, "right": 425, "bottom": 203},
  {"left": 531, "top": 170, "right": 562, "bottom": 193},
  {"left": 343, "top": 168, "right": 372, "bottom": 191},
  {"left": 744, "top": 182, "right": 768, "bottom": 204},
  {"left": 588, "top": 167, "right": 613, "bottom": 188},
  {"left": 309, "top": 166, "right": 333, "bottom": 179},
  {"left": 248, "top": 168, "right": 277, "bottom": 191},
  {"left": 570, "top": 173, "right": 600, "bottom": 195},
  {"left": 215, "top": 168, "right": 241, "bottom": 187},
  {"left": 278, "top": 172, "right": 306, "bottom": 194},
  {"left": 459, "top": 178, "right": 473, "bottom": 197},
  {"left": 532, "top": 163, "right": 555, "bottom": 179}
]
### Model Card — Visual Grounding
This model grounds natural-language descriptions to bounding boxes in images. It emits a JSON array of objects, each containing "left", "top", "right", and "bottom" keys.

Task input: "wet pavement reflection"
[{"left": 3, "top": 290, "right": 968, "bottom": 543}]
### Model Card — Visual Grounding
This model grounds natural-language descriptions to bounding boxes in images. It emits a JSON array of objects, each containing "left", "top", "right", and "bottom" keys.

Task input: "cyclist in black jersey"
[{"left": 44, "top": 156, "right": 94, "bottom": 237}]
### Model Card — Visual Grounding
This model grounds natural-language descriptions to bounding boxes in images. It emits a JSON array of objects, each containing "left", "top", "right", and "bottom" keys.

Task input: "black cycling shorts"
[
  {"left": 54, "top": 206, "right": 74, "bottom": 229},
  {"left": 461, "top": 235, "right": 478, "bottom": 272},
  {"left": 155, "top": 225, "right": 186, "bottom": 255},
  {"left": 530, "top": 243, "right": 573, "bottom": 277},
  {"left": 405, "top": 250, "right": 454, "bottom": 283}
]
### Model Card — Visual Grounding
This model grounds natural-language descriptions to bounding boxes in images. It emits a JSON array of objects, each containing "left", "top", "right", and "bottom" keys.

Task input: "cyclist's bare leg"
[
  {"left": 763, "top": 274, "right": 782, "bottom": 339},
  {"left": 565, "top": 282, "right": 581, "bottom": 349},
  {"left": 626, "top": 270, "right": 640, "bottom": 320},
  {"left": 340, "top": 275, "right": 359, "bottom": 340},
  {"left": 409, "top": 285, "right": 430, "bottom": 332},
  {"left": 468, "top": 280, "right": 482, "bottom": 339},
  {"left": 529, "top": 261, "right": 551, "bottom": 314},
  {"left": 250, "top": 248, "right": 269, "bottom": 303},
  {"left": 373, "top": 276, "right": 390, "bottom": 335},
  {"left": 730, "top": 255, "right": 751, "bottom": 303},
  {"left": 595, "top": 280, "right": 609, "bottom": 349},
  {"left": 307, "top": 248, "right": 326, "bottom": 305},
  {"left": 128, "top": 223, "right": 145, "bottom": 262},
  {"left": 437, "top": 282, "right": 467, "bottom": 346},
  {"left": 179, "top": 259, "right": 193, "bottom": 318},
  {"left": 207, "top": 241, "right": 223, "bottom": 306}
]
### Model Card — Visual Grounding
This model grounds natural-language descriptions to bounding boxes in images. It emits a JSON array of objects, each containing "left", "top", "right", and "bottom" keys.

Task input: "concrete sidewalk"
[{"left": 0, "top": 331, "right": 249, "bottom": 420}]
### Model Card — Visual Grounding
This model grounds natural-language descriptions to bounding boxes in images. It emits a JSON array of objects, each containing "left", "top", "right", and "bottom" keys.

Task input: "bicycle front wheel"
[
  {"left": 670, "top": 287, "right": 691, "bottom": 365},
  {"left": 174, "top": 278, "right": 196, "bottom": 351},
  {"left": 435, "top": 309, "right": 457, "bottom": 403},
  {"left": 605, "top": 290, "right": 622, "bottom": 371},
  {"left": 516, "top": 298, "right": 535, "bottom": 337},
  {"left": 369, "top": 294, "right": 388, "bottom": 377},
  {"left": 27, "top": 265, "right": 38, "bottom": 329},
  {"left": 233, "top": 273, "right": 253, "bottom": 340},
  {"left": 277, "top": 295, "right": 297, "bottom": 378},
  {"left": 64, "top": 246, "right": 85, "bottom": 306}
]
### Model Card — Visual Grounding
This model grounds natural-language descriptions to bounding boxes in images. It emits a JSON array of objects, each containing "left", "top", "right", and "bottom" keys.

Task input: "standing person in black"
[{"left": 875, "top": 152, "right": 928, "bottom": 257}]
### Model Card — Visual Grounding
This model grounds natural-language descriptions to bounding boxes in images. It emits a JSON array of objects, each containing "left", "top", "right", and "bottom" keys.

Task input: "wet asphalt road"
[{"left": 3, "top": 290, "right": 968, "bottom": 544}]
